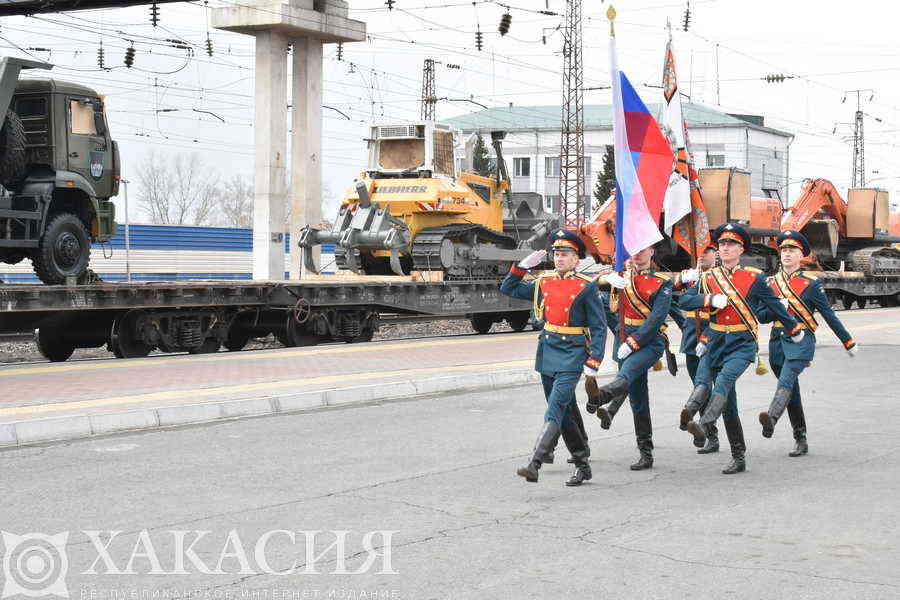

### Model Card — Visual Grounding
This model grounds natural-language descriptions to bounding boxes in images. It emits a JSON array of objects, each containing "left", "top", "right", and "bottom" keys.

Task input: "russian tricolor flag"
[{"left": 610, "top": 36, "right": 673, "bottom": 271}]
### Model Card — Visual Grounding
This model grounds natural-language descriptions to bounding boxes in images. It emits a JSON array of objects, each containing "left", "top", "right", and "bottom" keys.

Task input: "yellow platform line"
[
  {"left": 0, "top": 332, "right": 536, "bottom": 379},
  {"left": 0, "top": 359, "right": 534, "bottom": 419}
]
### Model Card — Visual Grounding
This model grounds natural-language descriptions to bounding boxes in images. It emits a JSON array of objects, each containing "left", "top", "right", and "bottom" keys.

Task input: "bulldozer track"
[{"left": 411, "top": 224, "right": 518, "bottom": 280}]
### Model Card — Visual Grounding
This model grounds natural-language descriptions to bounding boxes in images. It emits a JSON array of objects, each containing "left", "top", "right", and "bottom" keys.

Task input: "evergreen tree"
[
  {"left": 472, "top": 133, "right": 493, "bottom": 177},
  {"left": 593, "top": 145, "right": 616, "bottom": 209}
]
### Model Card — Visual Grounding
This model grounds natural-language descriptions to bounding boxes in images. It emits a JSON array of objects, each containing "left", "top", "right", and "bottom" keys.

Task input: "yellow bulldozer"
[{"left": 300, "top": 122, "right": 554, "bottom": 278}]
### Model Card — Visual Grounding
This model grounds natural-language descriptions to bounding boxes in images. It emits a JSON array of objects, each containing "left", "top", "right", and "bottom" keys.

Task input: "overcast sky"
[{"left": 2, "top": 0, "right": 898, "bottom": 221}]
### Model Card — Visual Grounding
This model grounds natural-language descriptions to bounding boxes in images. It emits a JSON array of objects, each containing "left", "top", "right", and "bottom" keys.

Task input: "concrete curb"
[{"left": 1, "top": 365, "right": 602, "bottom": 449}]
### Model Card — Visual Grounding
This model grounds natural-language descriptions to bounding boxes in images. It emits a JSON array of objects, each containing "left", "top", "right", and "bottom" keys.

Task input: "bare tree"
[
  {"left": 218, "top": 174, "right": 253, "bottom": 228},
  {"left": 136, "top": 151, "right": 219, "bottom": 225}
]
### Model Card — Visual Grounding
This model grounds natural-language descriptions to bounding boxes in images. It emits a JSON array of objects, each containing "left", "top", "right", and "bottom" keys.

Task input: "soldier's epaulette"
[
  {"left": 800, "top": 271, "right": 818, "bottom": 281},
  {"left": 742, "top": 266, "right": 763, "bottom": 274},
  {"left": 651, "top": 271, "right": 672, "bottom": 281},
  {"left": 574, "top": 272, "right": 595, "bottom": 282}
]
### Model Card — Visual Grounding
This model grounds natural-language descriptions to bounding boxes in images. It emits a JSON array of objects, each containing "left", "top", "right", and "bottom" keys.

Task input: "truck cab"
[{"left": 0, "top": 57, "right": 119, "bottom": 284}]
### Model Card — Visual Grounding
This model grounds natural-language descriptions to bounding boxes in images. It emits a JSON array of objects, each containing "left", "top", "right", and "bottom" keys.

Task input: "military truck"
[{"left": 0, "top": 57, "right": 118, "bottom": 284}]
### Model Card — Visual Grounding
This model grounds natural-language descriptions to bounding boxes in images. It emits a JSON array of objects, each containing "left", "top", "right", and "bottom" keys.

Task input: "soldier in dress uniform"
[
  {"left": 500, "top": 230, "right": 607, "bottom": 486},
  {"left": 756, "top": 230, "right": 858, "bottom": 455},
  {"left": 585, "top": 245, "right": 674, "bottom": 471},
  {"left": 674, "top": 243, "right": 730, "bottom": 454},
  {"left": 678, "top": 223, "right": 802, "bottom": 474}
]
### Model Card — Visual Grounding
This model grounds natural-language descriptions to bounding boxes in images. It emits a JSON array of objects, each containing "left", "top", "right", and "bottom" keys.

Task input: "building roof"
[{"left": 445, "top": 102, "right": 792, "bottom": 138}]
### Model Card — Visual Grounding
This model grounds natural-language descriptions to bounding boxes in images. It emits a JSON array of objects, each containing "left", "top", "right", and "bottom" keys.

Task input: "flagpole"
[{"left": 608, "top": 5, "right": 627, "bottom": 344}]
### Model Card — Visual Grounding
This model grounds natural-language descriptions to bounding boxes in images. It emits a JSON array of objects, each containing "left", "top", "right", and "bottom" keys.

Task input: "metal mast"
[
  {"left": 845, "top": 89, "right": 873, "bottom": 188},
  {"left": 421, "top": 58, "right": 437, "bottom": 121},
  {"left": 558, "top": 0, "right": 585, "bottom": 224}
]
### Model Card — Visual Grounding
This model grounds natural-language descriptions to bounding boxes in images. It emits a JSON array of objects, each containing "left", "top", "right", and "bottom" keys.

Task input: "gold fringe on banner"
[{"left": 755, "top": 356, "right": 769, "bottom": 376}]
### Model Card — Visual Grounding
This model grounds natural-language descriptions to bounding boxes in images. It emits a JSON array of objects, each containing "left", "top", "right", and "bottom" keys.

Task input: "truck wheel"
[
  {"left": 470, "top": 314, "right": 494, "bottom": 334},
  {"left": 32, "top": 212, "right": 91, "bottom": 284},
  {"left": 35, "top": 327, "right": 75, "bottom": 363},
  {"left": 0, "top": 110, "right": 26, "bottom": 192}
]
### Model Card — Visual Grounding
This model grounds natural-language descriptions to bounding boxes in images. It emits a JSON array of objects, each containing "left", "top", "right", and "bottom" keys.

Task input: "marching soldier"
[
  {"left": 757, "top": 230, "right": 858, "bottom": 455},
  {"left": 678, "top": 223, "right": 801, "bottom": 474},
  {"left": 674, "top": 243, "right": 730, "bottom": 454},
  {"left": 585, "top": 245, "right": 674, "bottom": 471},
  {"left": 500, "top": 230, "right": 607, "bottom": 486}
]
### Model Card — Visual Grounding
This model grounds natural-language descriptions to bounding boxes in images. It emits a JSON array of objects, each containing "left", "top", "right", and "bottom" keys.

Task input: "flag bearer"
[
  {"left": 757, "top": 230, "right": 858, "bottom": 455},
  {"left": 678, "top": 223, "right": 801, "bottom": 474},
  {"left": 587, "top": 245, "right": 674, "bottom": 471},
  {"left": 500, "top": 230, "right": 608, "bottom": 486}
]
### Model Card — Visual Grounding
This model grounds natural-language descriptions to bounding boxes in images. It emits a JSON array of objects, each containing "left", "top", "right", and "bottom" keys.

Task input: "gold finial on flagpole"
[{"left": 607, "top": 5, "right": 617, "bottom": 37}]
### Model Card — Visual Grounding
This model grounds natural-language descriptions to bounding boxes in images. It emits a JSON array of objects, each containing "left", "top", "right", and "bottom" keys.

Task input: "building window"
[
  {"left": 514, "top": 157, "right": 530, "bottom": 177},
  {"left": 706, "top": 154, "right": 725, "bottom": 167},
  {"left": 583, "top": 156, "right": 592, "bottom": 178},
  {"left": 545, "top": 156, "right": 561, "bottom": 178}
]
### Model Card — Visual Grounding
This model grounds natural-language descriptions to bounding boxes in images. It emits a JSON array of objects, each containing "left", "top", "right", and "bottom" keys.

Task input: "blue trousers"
[
  {"left": 687, "top": 353, "right": 737, "bottom": 418},
  {"left": 615, "top": 336, "right": 664, "bottom": 415},
  {"left": 768, "top": 335, "right": 805, "bottom": 406},
  {"left": 540, "top": 371, "right": 581, "bottom": 426}
]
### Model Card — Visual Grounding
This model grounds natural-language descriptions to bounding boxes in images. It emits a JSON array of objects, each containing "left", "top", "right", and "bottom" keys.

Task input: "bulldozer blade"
[
  {"left": 389, "top": 248, "right": 406, "bottom": 276},
  {"left": 302, "top": 248, "right": 319, "bottom": 275}
]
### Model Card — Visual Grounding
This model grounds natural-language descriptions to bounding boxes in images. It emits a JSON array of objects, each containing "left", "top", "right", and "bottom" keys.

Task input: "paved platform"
[
  {"left": 1, "top": 315, "right": 897, "bottom": 598},
  {"left": 0, "top": 308, "right": 896, "bottom": 437}
]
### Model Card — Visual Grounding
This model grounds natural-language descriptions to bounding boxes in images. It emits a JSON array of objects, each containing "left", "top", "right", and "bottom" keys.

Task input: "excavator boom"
[{"left": 781, "top": 178, "right": 847, "bottom": 235}]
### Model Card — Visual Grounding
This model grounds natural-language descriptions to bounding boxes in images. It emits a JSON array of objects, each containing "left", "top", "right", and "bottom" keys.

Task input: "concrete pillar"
[
  {"left": 252, "top": 30, "right": 288, "bottom": 280},
  {"left": 290, "top": 37, "right": 323, "bottom": 278}
]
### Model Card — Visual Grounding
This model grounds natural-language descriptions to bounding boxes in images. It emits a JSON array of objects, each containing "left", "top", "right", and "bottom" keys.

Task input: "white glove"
[
  {"left": 780, "top": 298, "right": 790, "bottom": 310},
  {"left": 518, "top": 249, "right": 546, "bottom": 269},
  {"left": 583, "top": 364, "right": 598, "bottom": 377},
  {"left": 847, "top": 344, "right": 859, "bottom": 357},
  {"left": 790, "top": 330, "right": 806, "bottom": 343},
  {"left": 680, "top": 268, "right": 700, "bottom": 284},
  {"left": 695, "top": 342, "right": 707, "bottom": 358},
  {"left": 617, "top": 344, "right": 633, "bottom": 360},
  {"left": 604, "top": 273, "right": 627, "bottom": 289},
  {"left": 711, "top": 294, "right": 728, "bottom": 309}
]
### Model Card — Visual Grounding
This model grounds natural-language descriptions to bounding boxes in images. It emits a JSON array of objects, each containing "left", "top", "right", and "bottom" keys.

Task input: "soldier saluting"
[
  {"left": 678, "top": 223, "right": 801, "bottom": 474},
  {"left": 756, "top": 230, "right": 858, "bottom": 455},
  {"left": 500, "top": 230, "right": 607, "bottom": 486}
]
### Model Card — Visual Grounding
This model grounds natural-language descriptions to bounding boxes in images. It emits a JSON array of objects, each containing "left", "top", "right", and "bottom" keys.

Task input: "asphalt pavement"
[{"left": 1, "top": 325, "right": 898, "bottom": 598}]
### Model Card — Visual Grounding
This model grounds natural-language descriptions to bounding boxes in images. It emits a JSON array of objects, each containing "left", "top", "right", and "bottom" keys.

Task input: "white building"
[{"left": 446, "top": 103, "right": 794, "bottom": 214}]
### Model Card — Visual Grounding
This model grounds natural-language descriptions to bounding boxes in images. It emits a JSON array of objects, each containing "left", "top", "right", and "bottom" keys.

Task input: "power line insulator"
[
  {"left": 385, "top": 0, "right": 395, "bottom": 10},
  {"left": 206, "top": 36, "right": 214, "bottom": 57},
  {"left": 337, "top": 42, "right": 343, "bottom": 61},
  {"left": 682, "top": 2, "right": 691, "bottom": 31},
  {"left": 764, "top": 74, "right": 787, "bottom": 83},
  {"left": 124, "top": 46, "right": 135, "bottom": 68},
  {"left": 475, "top": 29, "right": 483, "bottom": 51},
  {"left": 150, "top": 2, "right": 160, "bottom": 27},
  {"left": 498, "top": 13, "right": 512, "bottom": 36},
  {"left": 97, "top": 45, "right": 105, "bottom": 69}
]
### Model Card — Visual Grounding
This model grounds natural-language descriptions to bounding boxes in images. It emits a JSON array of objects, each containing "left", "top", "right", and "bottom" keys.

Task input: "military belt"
[
  {"left": 543, "top": 323, "right": 588, "bottom": 335},
  {"left": 773, "top": 321, "right": 811, "bottom": 330},
  {"left": 682, "top": 310, "right": 709, "bottom": 319},
  {"left": 624, "top": 317, "right": 645, "bottom": 326},
  {"left": 710, "top": 322, "right": 750, "bottom": 332}
]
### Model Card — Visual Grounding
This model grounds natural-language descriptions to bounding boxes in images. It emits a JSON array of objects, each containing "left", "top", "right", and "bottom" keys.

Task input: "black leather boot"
[
  {"left": 591, "top": 376, "right": 628, "bottom": 408},
  {"left": 597, "top": 392, "right": 627, "bottom": 430},
  {"left": 697, "top": 420, "right": 719, "bottom": 454},
  {"left": 787, "top": 401, "right": 808, "bottom": 457},
  {"left": 563, "top": 415, "right": 592, "bottom": 486},
  {"left": 759, "top": 387, "right": 792, "bottom": 438},
  {"left": 585, "top": 376, "right": 601, "bottom": 414},
  {"left": 518, "top": 421, "right": 561, "bottom": 482},
  {"left": 566, "top": 404, "right": 590, "bottom": 464},
  {"left": 680, "top": 384, "right": 709, "bottom": 430},
  {"left": 630, "top": 412, "right": 654, "bottom": 470},
  {"left": 722, "top": 417, "right": 746, "bottom": 474}
]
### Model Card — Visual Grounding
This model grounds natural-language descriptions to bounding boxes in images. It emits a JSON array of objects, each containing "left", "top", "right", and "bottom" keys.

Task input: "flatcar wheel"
[
  {"left": 110, "top": 310, "right": 153, "bottom": 359},
  {"left": 224, "top": 329, "right": 252, "bottom": 351},
  {"left": 505, "top": 311, "right": 530, "bottom": 332},
  {"left": 189, "top": 338, "right": 221, "bottom": 354},
  {"left": 470, "top": 313, "right": 493, "bottom": 334},
  {"left": 35, "top": 327, "right": 75, "bottom": 363},
  {"left": 842, "top": 295, "right": 855, "bottom": 310}
]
